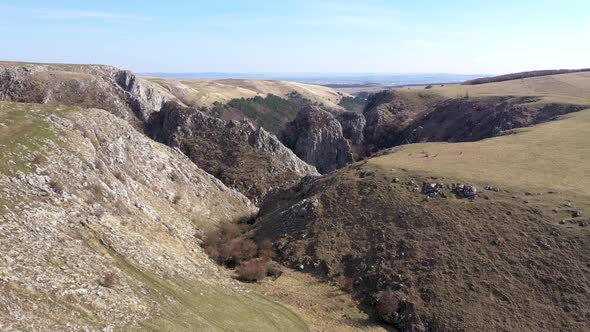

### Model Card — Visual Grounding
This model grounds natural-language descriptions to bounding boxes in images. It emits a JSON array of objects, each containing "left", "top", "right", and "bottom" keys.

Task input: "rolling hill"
[{"left": 144, "top": 77, "right": 349, "bottom": 110}]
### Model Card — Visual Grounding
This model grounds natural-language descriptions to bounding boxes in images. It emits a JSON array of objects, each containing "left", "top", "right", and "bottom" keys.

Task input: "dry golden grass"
[
  {"left": 144, "top": 77, "right": 348, "bottom": 109},
  {"left": 422, "top": 72, "right": 590, "bottom": 105},
  {"left": 371, "top": 108, "right": 590, "bottom": 197}
]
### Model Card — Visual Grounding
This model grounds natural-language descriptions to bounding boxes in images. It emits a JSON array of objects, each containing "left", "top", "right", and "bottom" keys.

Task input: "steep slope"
[
  {"left": 0, "top": 61, "right": 166, "bottom": 128},
  {"left": 361, "top": 72, "right": 590, "bottom": 152},
  {"left": 254, "top": 109, "right": 590, "bottom": 331},
  {"left": 0, "top": 102, "right": 308, "bottom": 331},
  {"left": 279, "top": 106, "right": 353, "bottom": 174},
  {"left": 147, "top": 101, "right": 319, "bottom": 204},
  {"left": 145, "top": 77, "right": 348, "bottom": 110}
]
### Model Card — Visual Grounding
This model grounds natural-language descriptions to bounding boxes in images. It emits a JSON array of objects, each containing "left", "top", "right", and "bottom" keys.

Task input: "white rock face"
[
  {"left": 0, "top": 104, "right": 258, "bottom": 331},
  {"left": 0, "top": 62, "right": 167, "bottom": 126}
]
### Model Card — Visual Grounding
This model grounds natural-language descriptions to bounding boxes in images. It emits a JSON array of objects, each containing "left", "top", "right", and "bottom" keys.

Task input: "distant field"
[
  {"left": 425, "top": 72, "right": 590, "bottom": 105},
  {"left": 143, "top": 77, "right": 347, "bottom": 109},
  {"left": 372, "top": 108, "right": 590, "bottom": 196}
]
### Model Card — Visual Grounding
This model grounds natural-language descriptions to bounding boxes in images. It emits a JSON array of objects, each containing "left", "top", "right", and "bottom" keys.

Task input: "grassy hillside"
[
  {"left": 144, "top": 77, "right": 348, "bottom": 110},
  {"left": 422, "top": 71, "right": 590, "bottom": 105},
  {"left": 373, "top": 108, "right": 590, "bottom": 196}
]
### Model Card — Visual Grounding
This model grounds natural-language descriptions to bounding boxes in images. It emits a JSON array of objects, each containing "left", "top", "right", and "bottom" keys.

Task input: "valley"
[{"left": 1, "top": 61, "right": 590, "bottom": 331}]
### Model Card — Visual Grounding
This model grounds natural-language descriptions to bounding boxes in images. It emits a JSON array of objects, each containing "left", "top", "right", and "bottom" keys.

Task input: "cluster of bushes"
[
  {"left": 338, "top": 96, "right": 367, "bottom": 113},
  {"left": 201, "top": 222, "right": 279, "bottom": 282},
  {"left": 208, "top": 93, "right": 312, "bottom": 134},
  {"left": 375, "top": 290, "right": 401, "bottom": 323}
]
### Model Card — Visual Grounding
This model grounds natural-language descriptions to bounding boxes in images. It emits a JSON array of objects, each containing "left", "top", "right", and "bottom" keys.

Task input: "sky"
[{"left": 0, "top": 0, "right": 588, "bottom": 74}]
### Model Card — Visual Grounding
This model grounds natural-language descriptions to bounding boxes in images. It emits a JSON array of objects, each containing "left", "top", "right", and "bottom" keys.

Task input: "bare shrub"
[
  {"left": 32, "top": 154, "right": 47, "bottom": 165},
  {"left": 266, "top": 261, "right": 283, "bottom": 279},
  {"left": 113, "top": 170, "right": 126, "bottom": 183},
  {"left": 48, "top": 179, "right": 64, "bottom": 194},
  {"left": 341, "top": 277, "right": 355, "bottom": 291},
  {"left": 172, "top": 193, "right": 183, "bottom": 205},
  {"left": 169, "top": 172, "right": 179, "bottom": 182},
  {"left": 202, "top": 222, "right": 256, "bottom": 266},
  {"left": 376, "top": 290, "right": 401, "bottom": 323},
  {"left": 258, "top": 239, "right": 276, "bottom": 260},
  {"left": 236, "top": 258, "right": 269, "bottom": 282},
  {"left": 86, "top": 183, "right": 105, "bottom": 203},
  {"left": 99, "top": 271, "right": 118, "bottom": 288}
]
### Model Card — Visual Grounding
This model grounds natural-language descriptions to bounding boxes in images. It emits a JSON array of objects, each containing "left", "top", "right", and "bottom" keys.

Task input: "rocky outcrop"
[
  {"left": 0, "top": 62, "right": 166, "bottom": 128},
  {"left": 280, "top": 106, "right": 353, "bottom": 174},
  {"left": 115, "top": 70, "right": 167, "bottom": 122},
  {"left": 147, "top": 101, "right": 319, "bottom": 204},
  {"left": 336, "top": 111, "right": 365, "bottom": 145}
]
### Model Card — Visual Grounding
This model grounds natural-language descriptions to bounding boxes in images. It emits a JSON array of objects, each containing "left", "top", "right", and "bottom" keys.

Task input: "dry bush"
[
  {"left": 258, "top": 239, "right": 276, "bottom": 260},
  {"left": 172, "top": 193, "right": 183, "bottom": 205},
  {"left": 31, "top": 154, "right": 47, "bottom": 165},
  {"left": 169, "top": 171, "right": 180, "bottom": 182},
  {"left": 48, "top": 179, "right": 64, "bottom": 194},
  {"left": 375, "top": 290, "right": 401, "bottom": 323},
  {"left": 202, "top": 222, "right": 256, "bottom": 266},
  {"left": 236, "top": 258, "right": 270, "bottom": 282},
  {"left": 99, "top": 271, "right": 118, "bottom": 288},
  {"left": 86, "top": 183, "right": 105, "bottom": 203},
  {"left": 266, "top": 261, "right": 283, "bottom": 279},
  {"left": 341, "top": 277, "right": 355, "bottom": 291},
  {"left": 113, "top": 170, "right": 126, "bottom": 183}
]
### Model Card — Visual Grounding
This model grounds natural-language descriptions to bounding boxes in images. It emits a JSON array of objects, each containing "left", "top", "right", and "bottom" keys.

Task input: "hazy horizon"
[{"left": 1, "top": 0, "right": 588, "bottom": 74}]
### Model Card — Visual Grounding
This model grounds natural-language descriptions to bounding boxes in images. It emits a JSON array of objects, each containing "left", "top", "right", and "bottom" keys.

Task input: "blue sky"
[{"left": 0, "top": 0, "right": 588, "bottom": 74}]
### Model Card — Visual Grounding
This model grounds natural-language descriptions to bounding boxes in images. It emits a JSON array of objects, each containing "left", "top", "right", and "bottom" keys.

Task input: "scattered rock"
[{"left": 452, "top": 184, "right": 477, "bottom": 198}]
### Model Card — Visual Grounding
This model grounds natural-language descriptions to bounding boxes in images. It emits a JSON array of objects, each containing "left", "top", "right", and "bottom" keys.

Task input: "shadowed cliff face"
[
  {"left": 360, "top": 90, "right": 588, "bottom": 153},
  {"left": 147, "top": 101, "right": 319, "bottom": 204},
  {"left": 279, "top": 106, "right": 353, "bottom": 174}
]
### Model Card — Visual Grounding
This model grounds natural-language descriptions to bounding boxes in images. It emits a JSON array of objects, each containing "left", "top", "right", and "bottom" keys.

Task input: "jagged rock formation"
[
  {"left": 147, "top": 101, "right": 319, "bottom": 204},
  {"left": 279, "top": 106, "right": 353, "bottom": 174},
  {"left": 0, "top": 102, "right": 307, "bottom": 331},
  {"left": 0, "top": 62, "right": 166, "bottom": 128},
  {"left": 336, "top": 111, "right": 365, "bottom": 145}
]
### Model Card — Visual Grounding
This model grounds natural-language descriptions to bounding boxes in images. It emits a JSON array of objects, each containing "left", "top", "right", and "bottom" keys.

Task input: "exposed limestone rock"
[
  {"left": 280, "top": 106, "right": 353, "bottom": 174},
  {"left": 147, "top": 101, "right": 319, "bottom": 204},
  {"left": 0, "top": 62, "right": 166, "bottom": 128},
  {"left": 0, "top": 103, "right": 264, "bottom": 331},
  {"left": 336, "top": 111, "right": 365, "bottom": 145}
]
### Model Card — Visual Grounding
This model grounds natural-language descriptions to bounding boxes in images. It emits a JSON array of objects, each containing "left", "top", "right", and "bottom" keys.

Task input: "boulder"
[{"left": 280, "top": 106, "right": 353, "bottom": 174}]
